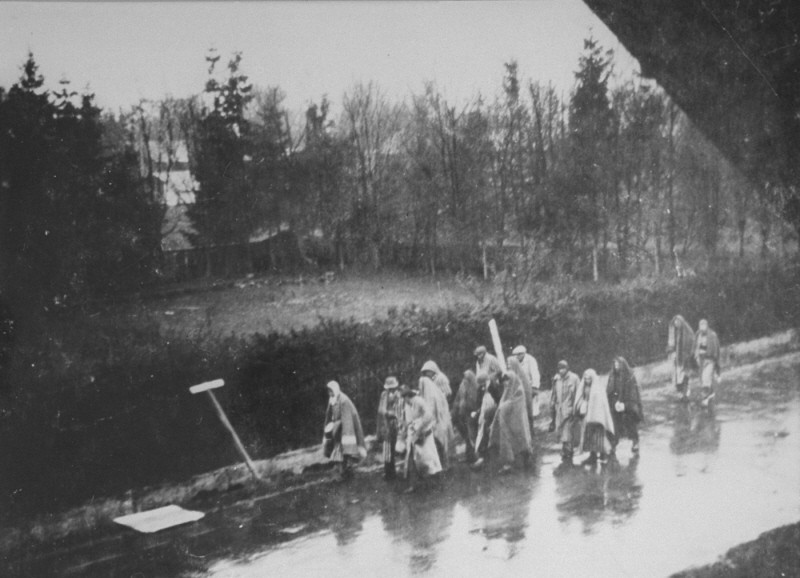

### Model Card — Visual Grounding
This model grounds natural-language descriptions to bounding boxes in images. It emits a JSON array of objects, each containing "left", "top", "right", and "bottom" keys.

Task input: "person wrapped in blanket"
[
  {"left": 575, "top": 369, "right": 615, "bottom": 466},
  {"left": 607, "top": 357, "right": 644, "bottom": 455},
  {"left": 377, "top": 376, "right": 404, "bottom": 479},
  {"left": 418, "top": 365, "right": 455, "bottom": 469},
  {"left": 488, "top": 361, "right": 533, "bottom": 472},
  {"left": 512, "top": 345, "right": 541, "bottom": 432},
  {"left": 399, "top": 384, "right": 442, "bottom": 492},
  {"left": 470, "top": 371, "right": 499, "bottom": 469},
  {"left": 420, "top": 359, "right": 453, "bottom": 401},
  {"left": 693, "top": 319, "right": 721, "bottom": 408},
  {"left": 323, "top": 381, "right": 366, "bottom": 480},
  {"left": 549, "top": 360, "right": 581, "bottom": 463},
  {"left": 668, "top": 315, "right": 695, "bottom": 401},
  {"left": 452, "top": 370, "right": 481, "bottom": 463}
]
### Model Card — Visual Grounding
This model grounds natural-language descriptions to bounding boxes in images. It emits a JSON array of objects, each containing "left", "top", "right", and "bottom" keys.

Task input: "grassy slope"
[
  {"left": 137, "top": 272, "right": 481, "bottom": 337},
  {"left": 671, "top": 522, "right": 800, "bottom": 578}
]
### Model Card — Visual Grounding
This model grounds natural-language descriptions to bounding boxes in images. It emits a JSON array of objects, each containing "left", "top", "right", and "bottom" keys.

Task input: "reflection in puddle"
[
  {"left": 554, "top": 456, "right": 642, "bottom": 533},
  {"left": 201, "top": 400, "right": 797, "bottom": 578},
  {"left": 22, "top": 368, "right": 798, "bottom": 578}
]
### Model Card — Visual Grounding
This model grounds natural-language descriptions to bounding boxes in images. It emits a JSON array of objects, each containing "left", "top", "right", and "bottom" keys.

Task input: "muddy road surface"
[{"left": 5, "top": 352, "right": 799, "bottom": 577}]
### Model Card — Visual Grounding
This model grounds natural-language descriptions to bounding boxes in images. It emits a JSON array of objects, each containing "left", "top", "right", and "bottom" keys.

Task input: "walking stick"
[
  {"left": 189, "top": 379, "right": 260, "bottom": 481},
  {"left": 489, "top": 319, "right": 507, "bottom": 373}
]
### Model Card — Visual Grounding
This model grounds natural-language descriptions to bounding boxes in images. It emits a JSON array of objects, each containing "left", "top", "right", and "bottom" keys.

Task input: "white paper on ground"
[{"left": 113, "top": 505, "right": 205, "bottom": 533}]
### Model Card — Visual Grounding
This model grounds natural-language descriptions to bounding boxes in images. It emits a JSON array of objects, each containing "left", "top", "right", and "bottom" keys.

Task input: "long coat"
[
  {"left": 508, "top": 357, "right": 533, "bottom": 426},
  {"left": 518, "top": 353, "right": 541, "bottom": 392},
  {"left": 551, "top": 370, "right": 581, "bottom": 443},
  {"left": 668, "top": 315, "right": 695, "bottom": 366},
  {"left": 453, "top": 370, "right": 481, "bottom": 452},
  {"left": 577, "top": 370, "right": 615, "bottom": 454},
  {"left": 324, "top": 392, "right": 366, "bottom": 461},
  {"left": 607, "top": 359, "right": 643, "bottom": 439},
  {"left": 668, "top": 315, "right": 695, "bottom": 387},
  {"left": 404, "top": 394, "right": 442, "bottom": 477},
  {"left": 418, "top": 376, "right": 455, "bottom": 464},
  {"left": 489, "top": 371, "right": 532, "bottom": 463},
  {"left": 376, "top": 389, "right": 403, "bottom": 442},
  {"left": 693, "top": 328, "right": 720, "bottom": 370}
]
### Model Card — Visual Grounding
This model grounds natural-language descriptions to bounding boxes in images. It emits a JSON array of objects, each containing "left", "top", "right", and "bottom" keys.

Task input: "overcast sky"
[{"left": 0, "top": 1, "right": 642, "bottom": 114}]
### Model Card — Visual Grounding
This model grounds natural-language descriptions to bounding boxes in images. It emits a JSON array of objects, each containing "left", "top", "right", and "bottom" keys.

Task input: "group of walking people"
[
  {"left": 549, "top": 357, "right": 643, "bottom": 467},
  {"left": 321, "top": 315, "right": 720, "bottom": 485},
  {"left": 667, "top": 316, "right": 721, "bottom": 406}
]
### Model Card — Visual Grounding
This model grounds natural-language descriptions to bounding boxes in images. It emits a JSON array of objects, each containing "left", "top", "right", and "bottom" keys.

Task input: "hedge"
[{"left": 1, "top": 262, "right": 798, "bottom": 518}]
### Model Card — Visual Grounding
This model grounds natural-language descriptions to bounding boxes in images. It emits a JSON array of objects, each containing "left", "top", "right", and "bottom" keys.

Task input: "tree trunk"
[
  {"left": 738, "top": 218, "right": 746, "bottom": 259},
  {"left": 592, "top": 243, "right": 599, "bottom": 282},
  {"left": 654, "top": 230, "right": 662, "bottom": 276},
  {"left": 371, "top": 244, "right": 380, "bottom": 271},
  {"left": 761, "top": 218, "right": 771, "bottom": 258}
]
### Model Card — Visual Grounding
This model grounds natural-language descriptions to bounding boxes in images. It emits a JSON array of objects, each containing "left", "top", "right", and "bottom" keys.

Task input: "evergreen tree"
[
  {"left": 568, "top": 37, "right": 615, "bottom": 280},
  {"left": 188, "top": 51, "right": 260, "bottom": 251},
  {"left": 0, "top": 54, "right": 162, "bottom": 323}
]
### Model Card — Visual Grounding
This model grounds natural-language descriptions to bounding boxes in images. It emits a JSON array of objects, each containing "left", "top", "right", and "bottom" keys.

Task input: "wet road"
[{"left": 7, "top": 353, "right": 800, "bottom": 577}]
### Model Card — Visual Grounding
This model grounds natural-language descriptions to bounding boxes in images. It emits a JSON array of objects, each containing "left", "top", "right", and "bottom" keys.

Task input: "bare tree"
[{"left": 340, "top": 82, "right": 403, "bottom": 270}]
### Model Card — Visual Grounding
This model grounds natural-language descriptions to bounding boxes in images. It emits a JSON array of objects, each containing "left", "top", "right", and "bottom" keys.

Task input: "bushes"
[
  {"left": 2, "top": 264, "right": 799, "bottom": 518},
  {"left": 229, "top": 263, "right": 800, "bottom": 456}
]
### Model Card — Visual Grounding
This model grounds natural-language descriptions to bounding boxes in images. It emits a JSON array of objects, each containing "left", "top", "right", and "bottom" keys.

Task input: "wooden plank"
[
  {"left": 113, "top": 505, "right": 204, "bottom": 533},
  {"left": 189, "top": 379, "right": 224, "bottom": 394}
]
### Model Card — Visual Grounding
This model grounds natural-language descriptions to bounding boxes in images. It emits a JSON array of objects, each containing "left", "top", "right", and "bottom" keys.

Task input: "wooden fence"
[{"left": 160, "top": 236, "right": 521, "bottom": 284}]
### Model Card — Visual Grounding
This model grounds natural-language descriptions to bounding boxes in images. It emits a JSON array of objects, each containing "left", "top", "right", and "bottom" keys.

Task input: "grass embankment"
[
  {"left": 127, "top": 271, "right": 478, "bottom": 336},
  {"left": 1, "top": 264, "right": 799, "bottom": 522},
  {"left": 671, "top": 522, "right": 800, "bottom": 578}
]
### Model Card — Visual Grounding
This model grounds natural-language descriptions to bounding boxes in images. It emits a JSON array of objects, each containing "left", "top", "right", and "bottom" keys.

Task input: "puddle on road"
[
  {"left": 197, "top": 396, "right": 799, "bottom": 578},
  {"left": 15, "top": 360, "right": 799, "bottom": 578}
]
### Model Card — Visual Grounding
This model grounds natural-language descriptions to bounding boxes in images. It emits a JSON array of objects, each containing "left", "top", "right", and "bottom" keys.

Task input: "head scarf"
[
  {"left": 581, "top": 369, "right": 614, "bottom": 432},
  {"left": 454, "top": 369, "right": 480, "bottom": 419},
  {"left": 421, "top": 360, "right": 441, "bottom": 374},
  {"left": 326, "top": 380, "right": 341, "bottom": 405},
  {"left": 613, "top": 356, "right": 633, "bottom": 378},
  {"left": 669, "top": 315, "right": 695, "bottom": 364}
]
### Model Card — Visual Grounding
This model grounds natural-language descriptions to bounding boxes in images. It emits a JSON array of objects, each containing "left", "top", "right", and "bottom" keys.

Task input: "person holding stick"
[
  {"left": 470, "top": 371, "right": 498, "bottom": 469},
  {"left": 400, "top": 384, "right": 442, "bottom": 492},
  {"left": 475, "top": 345, "right": 503, "bottom": 388}
]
